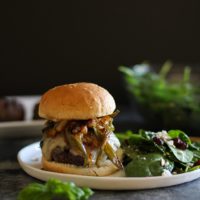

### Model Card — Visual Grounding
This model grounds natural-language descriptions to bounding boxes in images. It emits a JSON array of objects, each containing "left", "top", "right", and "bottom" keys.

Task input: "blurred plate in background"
[
  {"left": 0, "top": 120, "right": 44, "bottom": 138},
  {"left": 0, "top": 95, "right": 43, "bottom": 138},
  {"left": 6, "top": 95, "right": 41, "bottom": 121}
]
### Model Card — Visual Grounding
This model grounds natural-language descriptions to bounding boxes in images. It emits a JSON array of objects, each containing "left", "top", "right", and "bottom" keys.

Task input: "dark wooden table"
[{"left": 0, "top": 128, "right": 200, "bottom": 200}]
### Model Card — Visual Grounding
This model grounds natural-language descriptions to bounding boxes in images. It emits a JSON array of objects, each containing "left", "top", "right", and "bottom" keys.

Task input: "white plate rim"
[
  {"left": 17, "top": 142, "right": 200, "bottom": 190},
  {"left": 0, "top": 120, "right": 44, "bottom": 138},
  {"left": 0, "top": 120, "right": 44, "bottom": 128}
]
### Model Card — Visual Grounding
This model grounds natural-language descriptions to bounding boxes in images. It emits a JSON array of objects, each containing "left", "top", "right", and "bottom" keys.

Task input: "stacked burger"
[{"left": 39, "top": 82, "right": 123, "bottom": 176}]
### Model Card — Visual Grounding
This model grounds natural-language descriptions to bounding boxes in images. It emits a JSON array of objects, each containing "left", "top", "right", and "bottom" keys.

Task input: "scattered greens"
[
  {"left": 119, "top": 61, "right": 200, "bottom": 129},
  {"left": 116, "top": 130, "right": 200, "bottom": 177},
  {"left": 17, "top": 179, "right": 93, "bottom": 200}
]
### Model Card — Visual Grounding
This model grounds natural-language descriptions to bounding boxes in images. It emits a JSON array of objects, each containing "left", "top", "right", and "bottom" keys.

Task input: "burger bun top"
[{"left": 39, "top": 82, "right": 116, "bottom": 121}]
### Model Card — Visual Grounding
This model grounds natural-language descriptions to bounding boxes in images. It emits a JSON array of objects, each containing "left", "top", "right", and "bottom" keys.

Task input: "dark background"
[{"left": 1, "top": 1, "right": 200, "bottom": 105}]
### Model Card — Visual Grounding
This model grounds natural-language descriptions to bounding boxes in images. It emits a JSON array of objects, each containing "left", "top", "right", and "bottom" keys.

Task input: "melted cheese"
[
  {"left": 42, "top": 131, "right": 121, "bottom": 165},
  {"left": 42, "top": 133, "right": 67, "bottom": 160},
  {"left": 108, "top": 132, "right": 121, "bottom": 151}
]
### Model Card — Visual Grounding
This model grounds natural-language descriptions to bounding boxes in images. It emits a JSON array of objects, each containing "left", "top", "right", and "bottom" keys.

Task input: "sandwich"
[{"left": 39, "top": 82, "right": 123, "bottom": 176}]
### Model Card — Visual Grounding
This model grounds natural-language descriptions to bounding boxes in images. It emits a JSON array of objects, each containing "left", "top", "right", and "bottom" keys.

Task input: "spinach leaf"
[
  {"left": 116, "top": 131, "right": 152, "bottom": 149},
  {"left": 188, "top": 165, "right": 200, "bottom": 171},
  {"left": 166, "top": 142, "right": 193, "bottom": 163},
  {"left": 139, "top": 129, "right": 156, "bottom": 140},
  {"left": 168, "top": 130, "right": 191, "bottom": 145},
  {"left": 190, "top": 142, "right": 200, "bottom": 151},
  {"left": 192, "top": 150, "right": 200, "bottom": 159},
  {"left": 116, "top": 130, "right": 143, "bottom": 144},
  {"left": 125, "top": 153, "right": 173, "bottom": 177}
]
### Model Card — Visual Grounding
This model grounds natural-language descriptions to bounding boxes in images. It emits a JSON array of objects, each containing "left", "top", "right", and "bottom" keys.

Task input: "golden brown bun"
[
  {"left": 42, "top": 156, "right": 119, "bottom": 176},
  {"left": 39, "top": 82, "right": 116, "bottom": 120}
]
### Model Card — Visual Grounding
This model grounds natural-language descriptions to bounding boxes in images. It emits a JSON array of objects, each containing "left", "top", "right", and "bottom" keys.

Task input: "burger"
[{"left": 39, "top": 82, "right": 123, "bottom": 176}]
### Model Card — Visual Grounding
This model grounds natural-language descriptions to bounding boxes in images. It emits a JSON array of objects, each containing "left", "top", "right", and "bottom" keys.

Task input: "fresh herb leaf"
[
  {"left": 166, "top": 142, "right": 193, "bottom": 163},
  {"left": 125, "top": 153, "right": 173, "bottom": 177},
  {"left": 190, "top": 142, "right": 200, "bottom": 151},
  {"left": 116, "top": 130, "right": 147, "bottom": 145},
  {"left": 139, "top": 129, "right": 156, "bottom": 140},
  {"left": 192, "top": 150, "right": 200, "bottom": 159},
  {"left": 17, "top": 179, "right": 93, "bottom": 200},
  {"left": 168, "top": 130, "right": 191, "bottom": 145},
  {"left": 188, "top": 165, "right": 200, "bottom": 172}
]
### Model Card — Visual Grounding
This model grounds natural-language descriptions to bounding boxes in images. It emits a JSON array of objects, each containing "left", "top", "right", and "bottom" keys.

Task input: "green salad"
[
  {"left": 119, "top": 61, "right": 200, "bottom": 129},
  {"left": 116, "top": 129, "right": 200, "bottom": 177}
]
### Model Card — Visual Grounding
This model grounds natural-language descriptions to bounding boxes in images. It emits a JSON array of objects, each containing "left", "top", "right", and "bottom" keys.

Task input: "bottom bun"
[{"left": 42, "top": 156, "right": 119, "bottom": 176}]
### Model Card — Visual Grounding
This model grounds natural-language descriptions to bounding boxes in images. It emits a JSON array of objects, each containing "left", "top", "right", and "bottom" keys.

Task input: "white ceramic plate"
[
  {"left": 17, "top": 142, "right": 200, "bottom": 190},
  {"left": 0, "top": 120, "right": 44, "bottom": 138}
]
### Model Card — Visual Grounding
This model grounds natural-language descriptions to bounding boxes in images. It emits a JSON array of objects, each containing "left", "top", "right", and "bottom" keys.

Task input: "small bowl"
[{"left": 119, "top": 62, "right": 200, "bottom": 135}]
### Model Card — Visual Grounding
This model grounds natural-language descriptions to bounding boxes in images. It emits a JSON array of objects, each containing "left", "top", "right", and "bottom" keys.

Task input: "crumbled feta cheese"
[
  {"left": 162, "top": 169, "right": 172, "bottom": 176},
  {"left": 161, "top": 158, "right": 165, "bottom": 166},
  {"left": 156, "top": 130, "right": 171, "bottom": 141},
  {"left": 165, "top": 161, "right": 169, "bottom": 166},
  {"left": 167, "top": 140, "right": 174, "bottom": 146}
]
